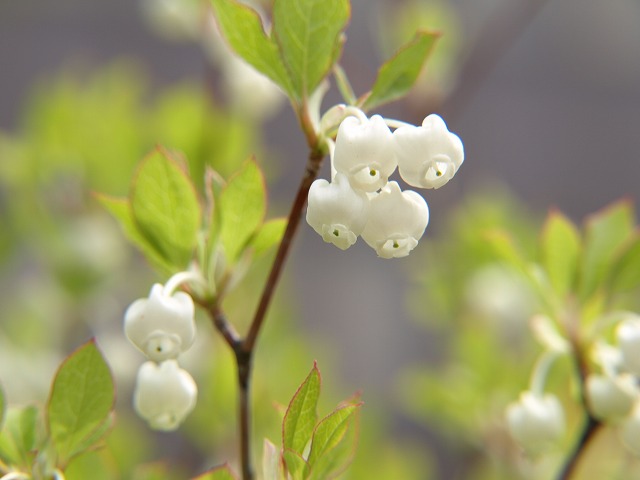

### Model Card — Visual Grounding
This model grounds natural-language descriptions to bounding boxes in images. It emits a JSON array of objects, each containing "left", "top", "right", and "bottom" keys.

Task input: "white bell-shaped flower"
[
  {"left": 133, "top": 360, "right": 197, "bottom": 431},
  {"left": 124, "top": 283, "right": 196, "bottom": 362},
  {"left": 617, "top": 315, "right": 640, "bottom": 376},
  {"left": 393, "top": 114, "right": 464, "bottom": 189},
  {"left": 306, "top": 173, "right": 370, "bottom": 250},
  {"left": 586, "top": 373, "right": 639, "bottom": 422},
  {"left": 333, "top": 114, "right": 397, "bottom": 192},
  {"left": 361, "top": 182, "right": 429, "bottom": 259},
  {"left": 506, "top": 391, "right": 565, "bottom": 456}
]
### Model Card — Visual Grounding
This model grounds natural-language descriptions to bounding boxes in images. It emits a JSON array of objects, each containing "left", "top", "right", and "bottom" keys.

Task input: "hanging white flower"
[
  {"left": 361, "top": 182, "right": 429, "bottom": 259},
  {"left": 332, "top": 114, "right": 397, "bottom": 192},
  {"left": 124, "top": 283, "right": 196, "bottom": 362},
  {"left": 306, "top": 173, "right": 370, "bottom": 250},
  {"left": 133, "top": 360, "right": 197, "bottom": 431},
  {"left": 617, "top": 315, "right": 640, "bottom": 376},
  {"left": 393, "top": 114, "right": 464, "bottom": 189},
  {"left": 506, "top": 391, "right": 565, "bottom": 456},
  {"left": 586, "top": 373, "right": 639, "bottom": 422}
]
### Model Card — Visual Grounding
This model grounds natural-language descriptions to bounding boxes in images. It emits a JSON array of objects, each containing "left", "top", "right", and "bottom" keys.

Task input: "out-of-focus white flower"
[
  {"left": 306, "top": 173, "right": 370, "bottom": 250},
  {"left": 506, "top": 391, "right": 565, "bottom": 456},
  {"left": 586, "top": 373, "right": 639, "bottom": 422},
  {"left": 124, "top": 283, "right": 196, "bottom": 362},
  {"left": 393, "top": 114, "right": 464, "bottom": 189},
  {"left": 617, "top": 315, "right": 640, "bottom": 376},
  {"left": 133, "top": 360, "right": 197, "bottom": 431},
  {"left": 620, "top": 401, "right": 640, "bottom": 455},
  {"left": 361, "top": 182, "right": 429, "bottom": 259},
  {"left": 139, "top": 0, "right": 200, "bottom": 41},
  {"left": 333, "top": 115, "right": 397, "bottom": 192}
]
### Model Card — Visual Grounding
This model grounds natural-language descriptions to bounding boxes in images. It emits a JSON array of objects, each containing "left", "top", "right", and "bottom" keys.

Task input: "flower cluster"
[
  {"left": 124, "top": 273, "right": 199, "bottom": 431},
  {"left": 306, "top": 109, "right": 464, "bottom": 259},
  {"left": 506, "top": 313, "right": 640, "bottom": 457},
  {"left": 586, "top": 315, "right": 640, "bottom": 454}
]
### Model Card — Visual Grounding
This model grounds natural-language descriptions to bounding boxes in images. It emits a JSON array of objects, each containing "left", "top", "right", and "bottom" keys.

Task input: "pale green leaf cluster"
[
  {"left": 0, "top": 340, "right": 114, "bottom": 477},
  {"left": 263, "top": 363, "right": 362, "bottom": 480},
  {"left": 211, "top": 0, "right": 439, "bottom": 129},
  {"left": 100, "top": 148, "right": 284, "bottom": 300}
]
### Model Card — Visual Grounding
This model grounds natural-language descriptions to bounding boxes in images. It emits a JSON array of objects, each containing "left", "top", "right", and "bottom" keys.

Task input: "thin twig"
[
  {"left": 243, "top": 148, "right": 325, "bottom": 353},
  {"left": 556, "top": 415, "right": 601, "bottom": 480}
]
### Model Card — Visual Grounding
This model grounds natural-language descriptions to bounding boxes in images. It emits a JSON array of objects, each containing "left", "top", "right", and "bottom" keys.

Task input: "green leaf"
[
  {"left": 540, "top": 210, "right": 581, "bottom": 298},
  {"left": 609, "top": 232, "right": 640, "bottom": 292},
  {"left": 362, "top": 31, "right": 439, "bottom": 110},
  {"left": 580, "top": 201, "right": 635, "bottom": 299},
  {"left": 273, "top": 0, "right": 350, "bottom": 99},
  {"left": 306, "top": 404, "right": 360, "bottom": 470},
  {"left": 283, "top": 362, "right": 321, "bottom": 455},
  {"left": 0, "top": 405, "right": 38, "bottom": 468},
  {"left": 483, "top": 230, "right": 528, "bottom": 272},
  {"left": 47, "top": 339, "right": 115, "bottom": 466},
  {"left": 219, "top": 159, "right": 266, "bottom": 262},
  {"left": 282, "top": 449, "right": 308, "bottom": 480},
  {"left": 252, "top": 218, "right": 287, "bottom": 256},
  {"left": 210, "top": 0, "right": 294, "bottom": 96},
  {"left": 130, "top": 148, "right": 202, "bottom": 269},
  {"left": 95, "top": 194, "right": 174, "bottom": 274},
  {"left": 192, "top": 463, "right": 239, "bottom": 480}
]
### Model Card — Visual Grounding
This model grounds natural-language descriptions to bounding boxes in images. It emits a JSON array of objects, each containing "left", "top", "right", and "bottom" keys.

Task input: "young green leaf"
[
  {"left": 95, "top": 194, "right": 174, "bottom": 274},
  {"left": 251, "top": 218, "right": 287, "bottom": 256},
  {"left": 306, "top": 404, "right": 360, "bottom": 471},
  {"left": 580, "top": 201, "right": 635, "bottom": 300},
  {"left": 130, "top": 148, "right": 202, "bottom": 270},
  {"left": 47, "top": 339, "right": 115, "bottom": 466},
  {"left": 362, "top": 31, "right": 439, "bottom": 110},
  {"left": 540, "top": 210, "right": 581, "bottom": 298},
  {"left": 608, "top": 232, "right": 640, "bottom": 292},
  {"left": 273, "top": 0, "right": 350, "bottom": 99},
  {"left": 283, "top": 362, "right": 321, "bottom": 455},
  {"left": 219, "top": 159, "right": 266, "bottom": 262},
  {"left": 192, "top": 463, "right": 238, "bottom": 480},
  {"left": 282, "top": 449, "right": 309, "bottom": 480},
  {"left": 210, "top": 0, "right": 294, "bottom": 97},
  {"left": 0, "top": 405, "right": 38, "bottom": 468}
]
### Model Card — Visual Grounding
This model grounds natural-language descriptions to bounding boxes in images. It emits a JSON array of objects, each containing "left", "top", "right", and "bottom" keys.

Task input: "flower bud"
[
  {"left": 586, "top": 373, "right": 639, "bottom": 422},
  {"left": 617, "top": 315, "right": 640, "bottom": 376},
  {"left": 333, "top": 115, "right": 397, "bottom": 192},
  {"left": 394, "top": 114, "right": 464, "bottom": 189},
  {"left": 306, "top": 173, "right": 370, "bottom": 250},
  {"left": 506, "top": 391, "right": 565, "bottom": 456},
  {"left": 361, "top": 182, "right": 429, "bottom": 258},
  {"left": 124, "top": 284, "right": 196, "bottom": 362},
  {"left": 133, "top": 360, "right": 197, "bottom": 431}
]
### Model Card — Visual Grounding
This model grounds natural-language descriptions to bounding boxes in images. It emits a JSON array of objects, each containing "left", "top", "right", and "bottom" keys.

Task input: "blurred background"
[{"left": 1, "top": 0, "right": 640, "bottom": 478}]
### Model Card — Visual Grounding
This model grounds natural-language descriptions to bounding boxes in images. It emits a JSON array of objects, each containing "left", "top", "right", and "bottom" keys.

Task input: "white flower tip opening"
[
  {"left": 394, "top": 113, "right": 464, "bottom": 189},
  {"left": 134, "top": 360, "right": 197, "bottom": 431}
]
